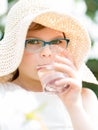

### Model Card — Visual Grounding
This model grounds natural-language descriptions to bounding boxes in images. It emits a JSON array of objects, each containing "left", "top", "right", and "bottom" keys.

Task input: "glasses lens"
[
  {"left": 25, "top": 39, "right": 43, "bottom": 53},
  {"left": 49, "top": 39, "right": 68, "bottom": 52}
]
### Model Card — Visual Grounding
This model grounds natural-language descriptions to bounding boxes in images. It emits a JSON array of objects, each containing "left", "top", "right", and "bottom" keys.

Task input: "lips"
[{"left": 36, "top": 64, "right": 53, "bottom": 71}]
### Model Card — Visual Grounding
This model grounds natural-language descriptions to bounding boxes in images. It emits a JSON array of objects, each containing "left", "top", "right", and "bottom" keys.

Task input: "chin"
[{"left": 32, "top": 75, "right": 40, "bottom": 81}]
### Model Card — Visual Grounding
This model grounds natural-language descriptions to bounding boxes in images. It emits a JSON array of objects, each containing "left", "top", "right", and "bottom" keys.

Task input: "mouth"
[{"left": 36, "top": 63, "right": 53, "bottom": 71}]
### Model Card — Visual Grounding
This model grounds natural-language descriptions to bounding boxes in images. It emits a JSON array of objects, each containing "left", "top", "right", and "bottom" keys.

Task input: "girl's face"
[{"left": 18, "top": 27, "right": 66, "bottom": 81}]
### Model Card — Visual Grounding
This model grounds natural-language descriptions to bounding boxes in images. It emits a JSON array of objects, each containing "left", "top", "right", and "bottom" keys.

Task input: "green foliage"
[
  {"left": 87, "top": 59, "right": 98, "bottom": 72},
  {"left": 84, "top": 0, "right": 98, "bottom": 20},
  {"left": 86, "top": 59, "right": 98, "bottom": 80},
  {"left": 86, "top": 59, "right": 98, "bottom": 96},
  {"left": 8, "top": 0, "right": 15, "bottom": 3}
]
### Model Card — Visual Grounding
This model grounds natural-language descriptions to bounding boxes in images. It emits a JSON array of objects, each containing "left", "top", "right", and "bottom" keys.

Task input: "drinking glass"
[{"left": 37, "top": 63, "right": 69, "bottom": 93}]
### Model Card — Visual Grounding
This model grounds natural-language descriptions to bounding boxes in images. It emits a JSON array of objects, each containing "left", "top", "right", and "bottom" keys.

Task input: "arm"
[
  {"left": 54, "top": 54, "right": 98, "bottom": 130},
  {"left": 66, "top": 88, "right": 98, "bottom": 130},
  {"left": 58, "top": 86, "right": 98, "bottom": 130}
]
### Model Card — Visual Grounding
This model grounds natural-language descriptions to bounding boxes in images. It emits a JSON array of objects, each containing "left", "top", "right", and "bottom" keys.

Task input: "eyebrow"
[{"left": 27, "top": 34, "right": 66, "bottom": 40}]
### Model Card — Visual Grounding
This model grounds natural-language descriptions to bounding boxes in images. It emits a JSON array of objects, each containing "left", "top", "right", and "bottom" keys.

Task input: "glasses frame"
[{"left": 25, "top": 38, "right": 70, "bottom": 52}]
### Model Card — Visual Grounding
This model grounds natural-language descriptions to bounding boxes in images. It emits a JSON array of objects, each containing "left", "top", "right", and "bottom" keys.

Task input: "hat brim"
[
  {"left": 0, "top": 10, "right": 98, "bottom": 85},
  {"left": 16, "top": 11, "right": 91, "bottom": 67}
]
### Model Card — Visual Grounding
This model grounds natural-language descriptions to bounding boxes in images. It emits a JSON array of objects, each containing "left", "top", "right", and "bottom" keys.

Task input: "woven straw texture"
[{"left": 0, "top": 0, "right": 97, "bottom": 84}]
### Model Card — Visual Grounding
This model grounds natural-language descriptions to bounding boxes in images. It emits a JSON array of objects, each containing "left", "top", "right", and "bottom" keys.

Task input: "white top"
[{"left": 0, "top": 82, "right": 73, "bottom": 130}]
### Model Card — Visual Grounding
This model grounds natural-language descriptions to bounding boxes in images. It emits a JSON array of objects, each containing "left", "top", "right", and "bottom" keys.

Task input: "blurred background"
[{"left": 0, "top": 0, "right": 98, "bottom": 95}]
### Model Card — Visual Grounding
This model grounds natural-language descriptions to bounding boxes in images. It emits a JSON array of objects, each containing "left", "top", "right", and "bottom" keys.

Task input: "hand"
[{"left": 54, "top": 51, "right": 83, "bottom": 108}]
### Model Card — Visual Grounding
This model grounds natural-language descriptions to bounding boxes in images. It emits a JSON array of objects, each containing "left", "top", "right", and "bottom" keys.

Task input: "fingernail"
[{"left": 55, "top": 80, "right": 59, "bottom": 84}]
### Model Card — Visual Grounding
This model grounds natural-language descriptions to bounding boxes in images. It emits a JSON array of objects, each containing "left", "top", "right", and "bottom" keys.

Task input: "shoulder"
[
  {"left": 0, "top": 82, "right": 23, "bottom": 93},
  {"left": 0, "top": 82, "right": 13, "bottom": 89}
]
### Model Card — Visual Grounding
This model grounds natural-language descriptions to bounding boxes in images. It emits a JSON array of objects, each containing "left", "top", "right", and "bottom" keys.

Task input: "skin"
[{"left": 13, "top": 26, "right": 98, "bottom": 130}]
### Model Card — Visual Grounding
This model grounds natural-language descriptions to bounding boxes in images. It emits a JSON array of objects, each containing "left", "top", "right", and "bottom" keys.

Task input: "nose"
[{"left": 40, "top": 45, "right": 52, "bottom": 57}]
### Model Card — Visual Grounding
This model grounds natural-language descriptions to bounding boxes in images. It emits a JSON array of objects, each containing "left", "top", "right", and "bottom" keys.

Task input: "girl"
[{"left": 0, "top": 0, "right": 98, "bottom": 130}]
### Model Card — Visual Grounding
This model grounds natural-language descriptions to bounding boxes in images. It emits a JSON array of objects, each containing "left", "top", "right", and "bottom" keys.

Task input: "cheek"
[
  {"left": 19, "top": 53, "right": 40, "bottom": 80},
  {"left": 21, "top": 51, "right": 38, "bottom": 66},
  {"left": 22, "top": 53, "right": 34, "bottom": 65},
  {"left": 19, "top": 52, "right": 38, "bottom": 77}
]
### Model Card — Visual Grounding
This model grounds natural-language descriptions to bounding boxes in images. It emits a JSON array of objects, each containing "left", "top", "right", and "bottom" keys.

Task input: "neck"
[{"left": 12, "top": 76, "right": 43, "bottom": 92}]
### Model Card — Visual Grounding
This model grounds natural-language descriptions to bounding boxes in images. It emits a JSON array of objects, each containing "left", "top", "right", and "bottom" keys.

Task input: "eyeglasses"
[{"left": 25, "top": 38, "right": 70, "bottom": 53}]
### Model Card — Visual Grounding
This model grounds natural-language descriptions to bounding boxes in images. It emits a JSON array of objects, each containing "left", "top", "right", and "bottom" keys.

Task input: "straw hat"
[{"left": 0, "top": 0, "right": 98, "bottom": 84}]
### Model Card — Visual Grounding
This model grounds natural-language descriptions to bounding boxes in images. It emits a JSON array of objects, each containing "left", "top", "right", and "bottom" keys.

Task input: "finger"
[
  {"left": 54, "top": 55, "right": 75, "bottom": 69},
  {"left": 61, "top": 50, "right": 74, "bottom": 64},
  {"left": 55, "top": 78, "right": 82, "bottom": 89},
  {"left": 54, "top": 62, "right": 78, "bottom": 78},
  {"left": 55, "top": 78, "right": 82, "bottom": 99}
]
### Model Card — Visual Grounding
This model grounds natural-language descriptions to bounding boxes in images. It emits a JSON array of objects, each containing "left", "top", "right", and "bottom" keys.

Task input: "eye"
[
  {"left": 51, "top": 39, "right": 63, "bottom": 45},
  {"left": 27, "top": 39, "right": 40, "bottom": 44}
]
